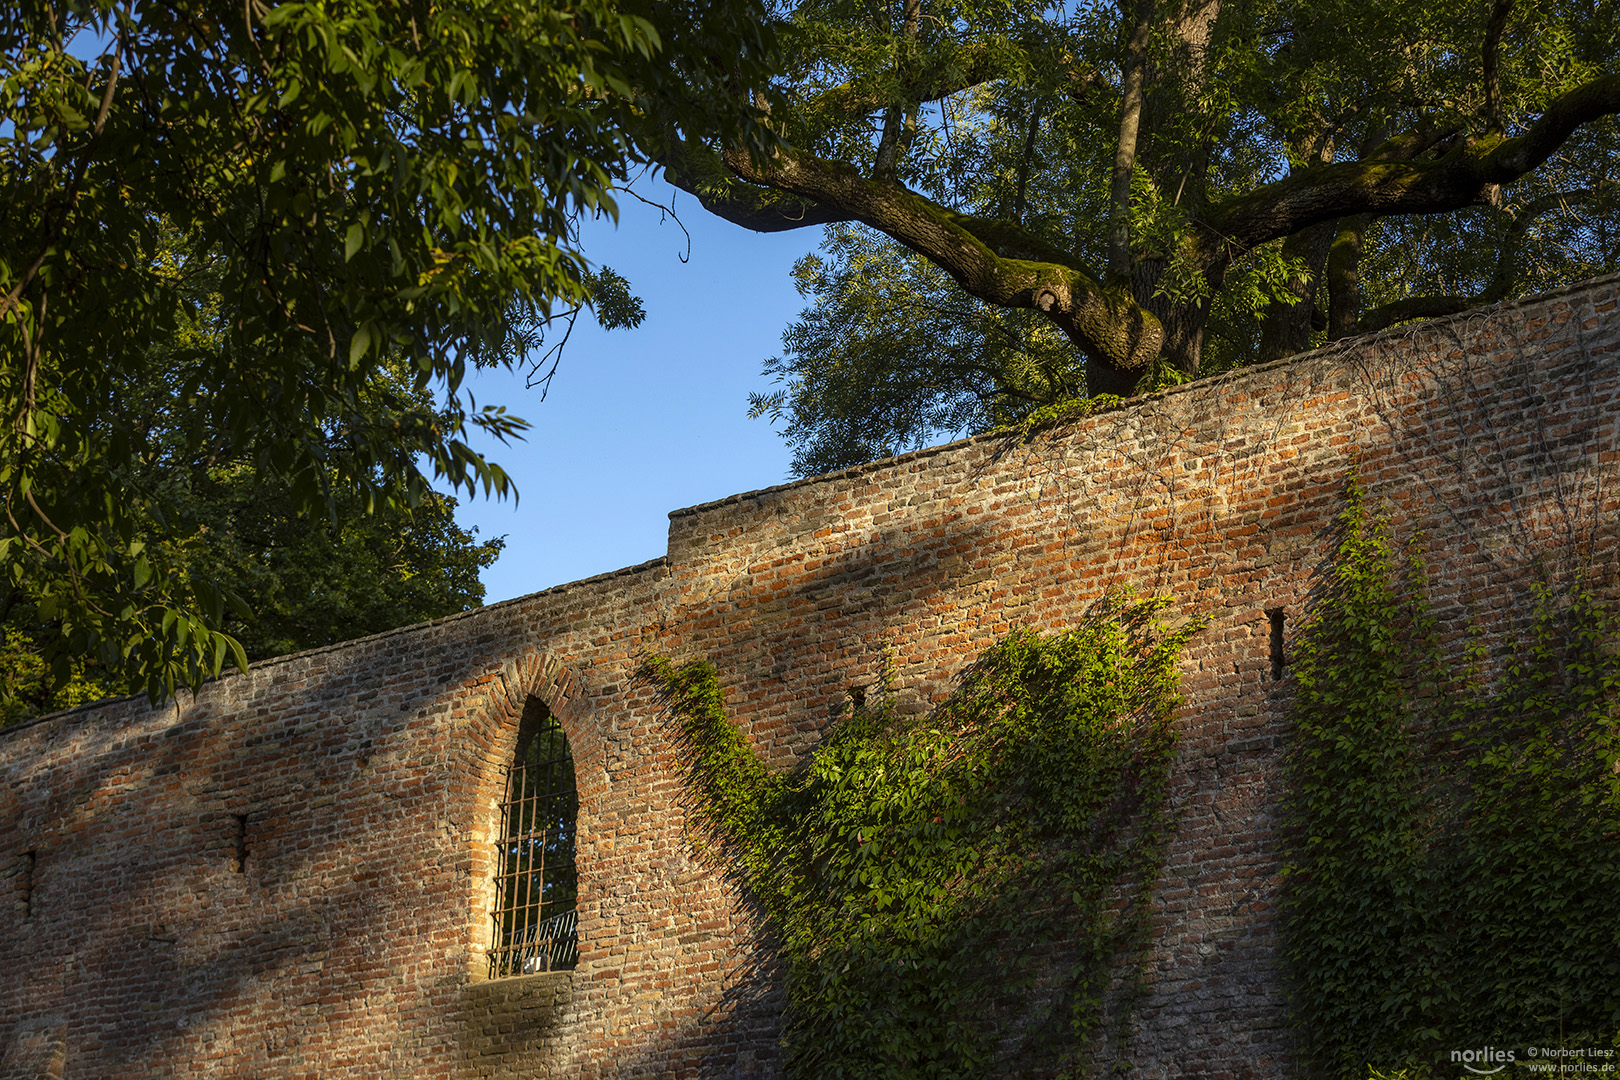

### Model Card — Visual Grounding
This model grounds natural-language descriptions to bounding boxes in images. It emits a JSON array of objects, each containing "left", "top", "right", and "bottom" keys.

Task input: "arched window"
[{"left": 488, "top": 701, "right": 579, "bottom": 977}]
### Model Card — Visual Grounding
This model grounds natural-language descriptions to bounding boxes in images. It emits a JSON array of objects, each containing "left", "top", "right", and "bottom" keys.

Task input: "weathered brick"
[{"left": 2, "top": 276, "right": 1618, "bottom": 1079}]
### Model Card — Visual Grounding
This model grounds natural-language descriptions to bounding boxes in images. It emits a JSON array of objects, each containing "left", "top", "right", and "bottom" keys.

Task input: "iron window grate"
[{"left": 488, "top": 710, "right": 579, "bottom": 977}]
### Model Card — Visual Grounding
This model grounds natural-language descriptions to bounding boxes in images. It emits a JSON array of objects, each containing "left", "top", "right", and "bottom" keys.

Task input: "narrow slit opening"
[
  {"left": 1267, "top": 608, "right": 1286, "bottom": 681},
  {"left": 232, "top": 814, "right": 249, "bottom": 873}
]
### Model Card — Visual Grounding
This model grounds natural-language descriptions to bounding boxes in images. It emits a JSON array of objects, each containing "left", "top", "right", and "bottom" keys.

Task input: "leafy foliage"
[
  {"left": 0, "top": 208, "right": 517, "bottom": 704},
  {"left": 178, "top": 483, "right": 499, "bottom": 665},
  {"left": 648, "top": 596, "right": 1200, "bottom": 1079},
  {"left": 1, "top": 0, "right": 773, "bottom": 699},
  {"left": 0, "top": 624, "right": 112, "bottom": 726},
  {"left": 1282, "top": 480, "right": 1620, "bottom": 1077},
  {"left": 750, "top": 225, "right": 1084, "bottom": 474},
  {"left": 0, "top": 483, "right": 499, "bottom": 725},
  {"left": 0, "top": 371, "right": 504, "bottom": 727}
]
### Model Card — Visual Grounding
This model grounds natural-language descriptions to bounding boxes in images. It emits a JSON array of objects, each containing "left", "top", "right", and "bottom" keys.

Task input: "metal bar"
[{"left": 489, "top": 713, "right": 579, "bottom": 977}]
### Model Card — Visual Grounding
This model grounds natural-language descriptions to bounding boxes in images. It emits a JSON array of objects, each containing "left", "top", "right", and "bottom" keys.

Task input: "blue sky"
[{"left": 454, "top": 179, "right": 826, "bottom": 603}]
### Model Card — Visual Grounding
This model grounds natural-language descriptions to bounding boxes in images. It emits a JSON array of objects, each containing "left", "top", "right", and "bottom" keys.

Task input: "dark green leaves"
[
  {"left": 1281, "top": 479, "right": 1620, "bottom": 1077},
  {"left": 731, "top": 0, "right": 1617, "bottom": 453},
  {"left": 649, "top": 596, "right": 1200, "bottom": 1079}
]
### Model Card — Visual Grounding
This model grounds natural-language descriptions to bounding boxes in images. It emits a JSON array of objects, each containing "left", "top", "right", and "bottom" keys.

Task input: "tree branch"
[
  {"left": 1355, "top": 188, "right": 1595, "bottom": 333},
  {"left": 1326, "top": 214, "right": 1369, "bottom": 339},
  {"left": 1482, "top": 0, "right": 1515, "bottom": 133},
  {"left": 809, "top": 40, "right": 1008, "bottom": 120},
  {"left": 1484, "top": 187, "right": 1594, "bottom": 294},
  {"left": 1256, "top": 220, "right": 1332, "bottom": 361},
  {"left": 1479, "top": 75, "right": 1620, "bottom": 179},
  {"left": 720, "top": 145, "right": 1163, "bottom": 371},
  {"left": 873, "top": 0, "right": 922, "bottom": 180},
  {"left": 655, "top": 137, "right": 852, "bottom": 233},
  {"left": 1107, "top": 0, "right": 1155, "bottom": 280},
  {"left": 1355, "top": 294, "right": 1480, "bottom": 334},
  {"left": 1203, "top": 73, "right": 1620, "bottom": 258},
  {"left": 1012, "top": 101, "right": 1042, "bottom": 223}
]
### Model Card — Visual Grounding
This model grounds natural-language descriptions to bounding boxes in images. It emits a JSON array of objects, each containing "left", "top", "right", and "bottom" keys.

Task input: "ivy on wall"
[
  {"left": 647, "top": 596, "right": 1199, "bottom": 1079},
  {"left": 1283, "top": 480, "right": 1620, "bottom": 1078}
]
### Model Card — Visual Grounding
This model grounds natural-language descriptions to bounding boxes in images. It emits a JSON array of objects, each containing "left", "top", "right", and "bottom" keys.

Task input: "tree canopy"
[
  {"left": 1, "top": 464, "right": 504, "bottom": 727},
  {"left": 1, "top": 0, "right": 772, "bottom": 700},
  {"left": 0, "top": 221, "right": 508, "bottom": 726},
  {"left": 662, "top": 0, "right": 1618, "bottom": 472}
]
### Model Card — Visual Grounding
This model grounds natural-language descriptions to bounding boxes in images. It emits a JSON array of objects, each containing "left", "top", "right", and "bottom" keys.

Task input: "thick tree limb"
[
  {"left": 721, "top": 145, "right": 1163, "bottom": 370},
  {"left": 1256, "top": 221, "right": 1333, "bottom": 361},
  {"left": 1108, "top": 0, "right": 1155, "bottom": 280},
  {"left": 1483, "top": 0, "right": 1515, "bottom": 132},
  {"left": 1203, "top": 73, "right": 1620, "bottom": 257},
  {"left": 1356, "top": 294, "right": 1480, "bottom": 334},
  {"left": 1479, "top": 76, "right": 1620, "bottom": 179},
  {"left": 665, "top": 181, "right": 849, "bottom": 233},
  {"left": 1326, "top": 214, "right": 1369, "bottom": 339},
  {"left": 1325, "top": 123, "right": 1402, "bottom": 339},
  {"left": 656, "top": 137, "right": 852, "bottom": 233}
]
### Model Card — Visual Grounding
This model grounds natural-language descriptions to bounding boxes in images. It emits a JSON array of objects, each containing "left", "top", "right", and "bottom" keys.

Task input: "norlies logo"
[{"left": 1455, "top": 1047, "right": 1518, "bottom": 1074}]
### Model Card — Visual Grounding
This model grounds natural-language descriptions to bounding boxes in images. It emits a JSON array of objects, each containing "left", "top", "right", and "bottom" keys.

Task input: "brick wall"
[{"left": 3, "top": 276, "right": 1616, "bottom": 1080}]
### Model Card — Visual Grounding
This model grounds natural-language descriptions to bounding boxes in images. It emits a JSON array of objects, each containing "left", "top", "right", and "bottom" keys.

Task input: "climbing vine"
[
  {"left": 1284, "top": 480, "right": 1620, "bottom": 1078},
  {"left": 647, "top": 596, "right": 1200, "bottom": 1079}
]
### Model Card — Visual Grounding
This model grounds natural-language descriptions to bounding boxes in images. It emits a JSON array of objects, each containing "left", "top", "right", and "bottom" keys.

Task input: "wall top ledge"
[{"left": 665, "top": 271, "right": 1620, "bottom": 523}]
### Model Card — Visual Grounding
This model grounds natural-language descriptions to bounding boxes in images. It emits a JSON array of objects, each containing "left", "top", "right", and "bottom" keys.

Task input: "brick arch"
[{"left": 451, "top": 652, "right": 598, "bottom": 983}]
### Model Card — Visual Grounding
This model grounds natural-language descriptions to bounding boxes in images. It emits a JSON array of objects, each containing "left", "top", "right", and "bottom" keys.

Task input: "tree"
[
  {"left": 0, "top": 248, "right": 508, "bottom": 726},
  {"left": 660, "top": 0, "right": 1618, "bottom": 471},
  {"left": 1, "top": 481, "right": 503, "bottom": 726},
  {"left": 1, "top": 0, "right": 772, "bottom": 699}
]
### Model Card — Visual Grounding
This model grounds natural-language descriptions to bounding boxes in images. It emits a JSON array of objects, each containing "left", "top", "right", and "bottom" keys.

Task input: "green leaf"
[{"left": 349, "top": 323, "right": 373, "bottom": 365}]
